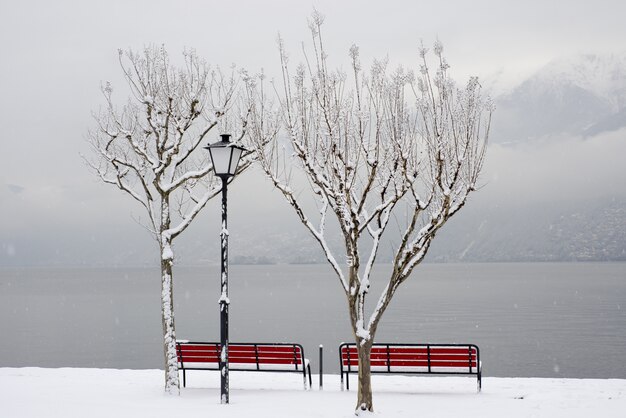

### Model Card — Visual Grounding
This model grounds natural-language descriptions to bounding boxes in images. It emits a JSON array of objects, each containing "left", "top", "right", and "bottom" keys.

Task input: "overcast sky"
[{"left": 1, "top": 0, "right": 626, "bottom": 266}]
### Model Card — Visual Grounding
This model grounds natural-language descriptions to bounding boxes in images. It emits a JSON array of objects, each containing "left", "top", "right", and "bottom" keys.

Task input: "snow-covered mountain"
[
  {"left": 491, "top": 52, "right": 626, "bottom": 143},
  {"left": 538, "top": 53, "right": 626, "bottom": 110}
]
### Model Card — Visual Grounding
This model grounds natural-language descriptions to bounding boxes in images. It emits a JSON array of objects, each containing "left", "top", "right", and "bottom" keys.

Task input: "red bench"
[
  {"left": 339, "top": 343, "right": 481, "bottom": 392},
  {"left": 176, "top": 341, "right": 312, "bottom": 389}
]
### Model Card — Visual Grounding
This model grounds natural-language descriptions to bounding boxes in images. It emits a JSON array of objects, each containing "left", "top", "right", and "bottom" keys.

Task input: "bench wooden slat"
[
  {"left": 179, "top": 352, "right": 303, "bottom": 363},
  {"left": 179, "top": 344, "right": 303, "bottom": 354},
  {"left": 178, "top": 358, "right": 305, "bottom": 365},
  {"left": 253, "top": 346, "right": 303, "bottom": 353},
  {"left": 178, "top": 344, "right": 218, "bottom": 350},
  {"left": 342, "top": 346, "right": 477, "bottom": 355},
  {"left": 229, "top": 358, "right": 303, "bottom": 365},
  {"left": 368, "top": 360, "right": 477, "bottom": 367},
  {"left": 346, "top": 358, "right": 478, "bottom": 366},
  {"left": 230, "top": 352, "right": 302, "bottom": 359},
  {"left": 343, "top": 354, "right": 477, "bottom": 363}
]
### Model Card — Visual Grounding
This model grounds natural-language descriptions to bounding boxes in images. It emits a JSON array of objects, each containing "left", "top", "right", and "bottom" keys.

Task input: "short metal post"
[{"left": 319, "top": 345, "right": 323, "bottom": 390}]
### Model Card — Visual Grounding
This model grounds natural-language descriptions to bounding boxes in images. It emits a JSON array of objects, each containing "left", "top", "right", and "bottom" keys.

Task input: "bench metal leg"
[
  {"left": 183, "top": 369, "right": 186, "bottom": 388},
  {"left": 302, "top": 363, "right": 312, "bottom": 390}
]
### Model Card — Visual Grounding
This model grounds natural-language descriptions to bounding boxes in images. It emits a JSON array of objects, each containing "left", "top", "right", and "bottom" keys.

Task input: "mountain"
[
  {"left": 491, "top": 52, "right": 626, "bottom": 143},
  {"left": 426, "top": 197, "right": 626, "bottom": 262}
]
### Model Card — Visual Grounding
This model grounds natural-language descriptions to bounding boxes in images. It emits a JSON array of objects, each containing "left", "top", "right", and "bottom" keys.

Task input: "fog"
[
  {"left": 483, "top": 130, "right": 626, "bottom": 205},
  {"left": 1, "top": 0, "right": 626, "bottom": 266}
]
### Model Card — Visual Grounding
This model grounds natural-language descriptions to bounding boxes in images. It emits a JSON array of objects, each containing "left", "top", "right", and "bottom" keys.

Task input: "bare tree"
[
  {"left": 252, "top": 15, "right": 491, "bottom": 412},
  {"left": 85, "top": 46, "right": 270, "bottom": 394}
]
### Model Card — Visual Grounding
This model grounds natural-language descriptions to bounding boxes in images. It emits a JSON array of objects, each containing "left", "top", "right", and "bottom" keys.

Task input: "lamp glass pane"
[
  {"left": 210, "top": 146, "right": 232, "bottom": 175},
  {"left": 228, "top": 147, "right": 243, "bottom": 175}
]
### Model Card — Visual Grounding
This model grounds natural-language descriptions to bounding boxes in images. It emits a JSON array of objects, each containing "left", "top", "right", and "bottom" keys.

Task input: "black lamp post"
[{"left": 205, "top": 133, "right": 246, "bottom": 404}]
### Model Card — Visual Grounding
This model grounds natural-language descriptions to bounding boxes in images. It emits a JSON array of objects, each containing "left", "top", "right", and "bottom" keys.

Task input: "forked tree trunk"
[{"left": 356, "top": 339, "right": 374, "bottom": 412}]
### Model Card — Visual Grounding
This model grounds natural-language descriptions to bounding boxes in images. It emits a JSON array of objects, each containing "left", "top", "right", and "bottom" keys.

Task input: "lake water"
[{"left": 1, "top": 263, "right": 625, "bottom": 378}]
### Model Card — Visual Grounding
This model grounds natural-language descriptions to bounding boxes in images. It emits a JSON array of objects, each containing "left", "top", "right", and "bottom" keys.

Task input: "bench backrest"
[
  {"left": 340, "top": 343, "right": 479, "bottom": 374},
  {"left": 177, "top": 342, "right": 306, "bottom": 371}
]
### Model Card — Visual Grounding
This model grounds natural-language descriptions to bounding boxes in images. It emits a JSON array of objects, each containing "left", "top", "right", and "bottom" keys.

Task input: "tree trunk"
[
  {"left": 161, "top": 263, "right": 179, "bottom": 392},
  {"left": 356, "top": 339, "right": 374, "bottom": 413},
  {"left": 161, "top": 253, "right": 180, "bottom": 394}
]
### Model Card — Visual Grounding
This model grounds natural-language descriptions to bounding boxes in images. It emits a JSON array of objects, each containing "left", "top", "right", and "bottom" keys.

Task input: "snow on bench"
[
  {"left": 176, "top": 341, "right": 312, "bottom": 389},
  {"left": 339, "top": 343, "right": 482, "bottom": 392}
]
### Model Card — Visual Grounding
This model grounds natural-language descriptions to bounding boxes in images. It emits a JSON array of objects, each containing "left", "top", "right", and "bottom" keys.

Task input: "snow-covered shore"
[{"left": 1, "top": 368, "right": 625, "bottom": 417}]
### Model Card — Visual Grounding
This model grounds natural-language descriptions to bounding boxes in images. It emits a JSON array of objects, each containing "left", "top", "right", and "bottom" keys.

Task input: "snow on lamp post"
[{"left": 205, "top": 133, "right": 246, "bottom": 404}]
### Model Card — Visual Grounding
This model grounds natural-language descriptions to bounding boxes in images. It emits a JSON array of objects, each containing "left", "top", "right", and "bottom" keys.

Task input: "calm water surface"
[{"left": 1, "top": 263, "right": 625, "bottom": 378}]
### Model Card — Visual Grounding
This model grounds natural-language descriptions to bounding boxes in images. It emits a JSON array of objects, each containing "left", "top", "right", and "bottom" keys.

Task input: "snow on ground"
[{"left": 1, "top": 368, "right": 625, "bottom": 418}]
